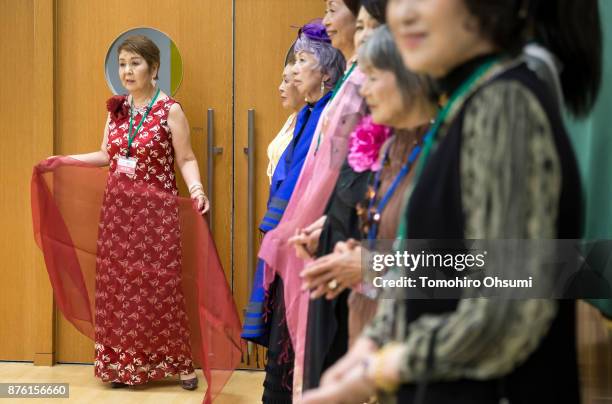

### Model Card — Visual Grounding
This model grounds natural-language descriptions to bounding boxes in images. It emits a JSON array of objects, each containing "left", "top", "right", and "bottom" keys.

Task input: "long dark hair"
[{"left": 464, "top": 0, "right": 602, "bottom": 117}]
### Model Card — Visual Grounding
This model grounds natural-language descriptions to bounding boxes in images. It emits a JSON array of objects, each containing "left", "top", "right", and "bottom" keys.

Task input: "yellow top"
[{"left": 267, "top": 113, "right": 297, "bottom": 183}]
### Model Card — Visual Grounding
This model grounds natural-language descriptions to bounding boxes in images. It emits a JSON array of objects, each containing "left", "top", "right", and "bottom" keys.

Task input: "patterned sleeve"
[
  {"left": 361, "top": 298, "right": 395, "bottom": 347},
  {"left": 392, "top": 80, "right": 562, "bottom": 382}
]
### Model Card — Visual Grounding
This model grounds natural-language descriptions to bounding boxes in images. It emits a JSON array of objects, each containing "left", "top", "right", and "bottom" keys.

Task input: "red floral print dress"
[{"left": 93, "top": 95, "right": 195, "bottom": 385}]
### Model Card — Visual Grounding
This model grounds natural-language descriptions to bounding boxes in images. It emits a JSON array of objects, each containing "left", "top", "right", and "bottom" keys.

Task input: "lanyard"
[
  {"left": 396, "top": 57, "right": 499, "bottom": 241},
  {"left": 366, "top": 137, "right": 425, "bottom": 241},
  {"left": 126, "top": 87, "right": 160, "bottom": 158},
  {"left": 314, "top": 62, "right": 357, "bottom": 154},
  {"left": 330, "top": 62, "right": 357, "bottom": 101}
]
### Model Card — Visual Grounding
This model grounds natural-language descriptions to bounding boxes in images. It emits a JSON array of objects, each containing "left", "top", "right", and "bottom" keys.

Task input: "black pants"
[{"left": 262, "top": 276, "right": 294, "bottom": 404}]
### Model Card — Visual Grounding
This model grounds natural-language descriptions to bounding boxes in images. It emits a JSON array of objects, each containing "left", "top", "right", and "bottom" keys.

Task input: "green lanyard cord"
[
  {"left": 330, "top": 61, "right": 357, "bottom": 101},
  {"left": 126, "top": 87, "right": 160, "bottom": 158},
  {"left": 396, "top": 58, "right": 499, "bottom": 241},
  {"left": 314, "top": 62, "right": 357, "bottom": 154}
]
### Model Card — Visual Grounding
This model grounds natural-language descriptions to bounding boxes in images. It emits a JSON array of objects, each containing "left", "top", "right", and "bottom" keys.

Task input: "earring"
[{"left": 320, "top": 80, "right": 325, "bottom": 96}]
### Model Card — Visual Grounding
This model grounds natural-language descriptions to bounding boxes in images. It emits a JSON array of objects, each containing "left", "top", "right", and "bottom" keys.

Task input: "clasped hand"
[
  {"left": 288, "top": 215, "right": 327, "bottom": 259},
  {"left": 302, "top": 337, "right": 378, "bottom": 404},
  {"left": 299, "top": 239, "right": 363, "bottom": 299}
]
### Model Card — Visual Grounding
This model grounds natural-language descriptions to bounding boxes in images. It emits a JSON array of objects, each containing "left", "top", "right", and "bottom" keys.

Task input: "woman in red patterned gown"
[{"left": 65, "top": 35, "right": 208, "bottom": 390}]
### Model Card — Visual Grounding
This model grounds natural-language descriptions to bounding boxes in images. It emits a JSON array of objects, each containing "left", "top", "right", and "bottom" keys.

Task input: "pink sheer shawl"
[{"left": 258, "top": 67, "right": 367, "bottom": 399}]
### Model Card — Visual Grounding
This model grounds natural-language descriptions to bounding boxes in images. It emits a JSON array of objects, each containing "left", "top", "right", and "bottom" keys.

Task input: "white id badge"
[{"left": 117, "top": 157, "right": 137, "bottom": 176}]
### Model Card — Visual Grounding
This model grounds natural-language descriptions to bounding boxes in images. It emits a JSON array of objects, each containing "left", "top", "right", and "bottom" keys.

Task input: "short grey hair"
[
  {"left": 294, "top": 35, "right": 346, "bottom": 90},
  {"left": 358, "top": 25, "right": 431, "bottom": 105}
]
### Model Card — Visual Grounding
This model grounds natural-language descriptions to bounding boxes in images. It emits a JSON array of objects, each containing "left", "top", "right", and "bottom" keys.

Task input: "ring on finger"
[{"left": 327, "top": 279, "right": 338, "bottom": 290}]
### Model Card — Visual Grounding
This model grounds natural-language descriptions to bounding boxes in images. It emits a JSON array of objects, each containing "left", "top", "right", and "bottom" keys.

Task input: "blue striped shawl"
[{"left": 242, "top": 91, "right": 333, "bottom": 344}]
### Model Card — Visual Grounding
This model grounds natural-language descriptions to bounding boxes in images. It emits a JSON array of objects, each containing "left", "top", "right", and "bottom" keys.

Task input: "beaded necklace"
[{"left": 363, "top": 135, "right": 426, "bottom": 243}]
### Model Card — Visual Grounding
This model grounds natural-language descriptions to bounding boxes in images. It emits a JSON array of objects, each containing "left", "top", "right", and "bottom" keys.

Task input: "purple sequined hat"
[{"left": 297, "top": 18, "right": 331, "bottom": 44}]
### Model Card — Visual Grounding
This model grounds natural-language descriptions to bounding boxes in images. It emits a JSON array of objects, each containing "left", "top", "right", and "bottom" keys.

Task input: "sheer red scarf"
[{"left": 31, "top": 157, "right": 242, "bottom": 403}]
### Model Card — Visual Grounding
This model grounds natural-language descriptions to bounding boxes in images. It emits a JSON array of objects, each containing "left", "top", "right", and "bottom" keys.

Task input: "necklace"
[
  {"left": 131, "top": 86, "right": 158, "bottom": 109},
  {"left": 361, "top": 134, "right": 425, "bottom": 242}
]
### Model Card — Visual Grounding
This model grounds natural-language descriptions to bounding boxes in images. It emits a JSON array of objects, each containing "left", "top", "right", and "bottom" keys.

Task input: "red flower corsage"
[{"left": 106, "top": 95, "right": 129, "bottom": 121}]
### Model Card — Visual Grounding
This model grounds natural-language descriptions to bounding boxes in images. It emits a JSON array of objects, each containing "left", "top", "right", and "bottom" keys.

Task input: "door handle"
[
  {"left": 245, "top": 109, "right": 256, "bottom": 365},
  {"left": 206, "top": 108, "right": 223, "bottom": 232},
  {"left": 245, "top": 109, "right": 256, "bottom": 295}
]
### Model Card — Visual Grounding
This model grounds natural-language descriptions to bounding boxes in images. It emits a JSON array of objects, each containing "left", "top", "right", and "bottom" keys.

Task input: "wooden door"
[
  {"left": 0, "top": 0, "right": 54, "bottom": 363},
  {"left": 54, "top": 0, "right": 233, "bottom": 363},
  {"left": 234, "top": 0, "right": 325, "bottom": 368}
]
